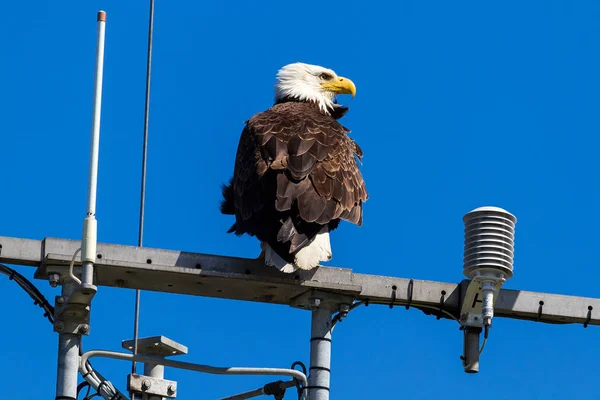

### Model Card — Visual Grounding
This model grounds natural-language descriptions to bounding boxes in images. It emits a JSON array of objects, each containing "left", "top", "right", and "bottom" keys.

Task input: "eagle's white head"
[{"left": 274, "top": 62, "right": 356, "bottom": 114}]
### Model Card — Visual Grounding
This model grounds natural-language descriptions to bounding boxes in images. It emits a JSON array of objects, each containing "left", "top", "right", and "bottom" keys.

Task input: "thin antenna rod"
[
  {"left": 56, "top": 11, "right": 106, "bottom": 400},
  {"left": 131, "top": 0, "right": 155, "bottom": 386},
  {"left": 81, "top": 10, "right": 107, "bottom": 286}
]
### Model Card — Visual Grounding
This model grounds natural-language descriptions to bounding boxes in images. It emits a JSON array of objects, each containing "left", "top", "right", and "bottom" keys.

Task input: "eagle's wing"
[{"left": 227, "top": 102, "right": 367, "bottom": 254}]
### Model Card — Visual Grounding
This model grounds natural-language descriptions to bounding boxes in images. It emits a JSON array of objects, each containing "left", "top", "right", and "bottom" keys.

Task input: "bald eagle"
[{"left": 220, "top": 62, "right": 368, "bottom": 273}]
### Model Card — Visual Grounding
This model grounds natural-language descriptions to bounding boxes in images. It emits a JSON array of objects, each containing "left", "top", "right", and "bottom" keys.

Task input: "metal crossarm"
[{"left": 0, "top": 235, "right": 598, "bottom": 327}]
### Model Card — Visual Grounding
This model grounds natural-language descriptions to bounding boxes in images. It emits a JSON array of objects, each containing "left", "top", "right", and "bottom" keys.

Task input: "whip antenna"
[{"left": 131, "top": 0, "right": 155, "bottom": 394}]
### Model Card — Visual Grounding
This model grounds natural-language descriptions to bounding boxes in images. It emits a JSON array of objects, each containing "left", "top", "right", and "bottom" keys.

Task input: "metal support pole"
[
  {"left": 55, "top": 283, "right": 79, "bottom": 400},
  {"left": 56, "top": 334, "right": 79, "bottom": 399},
  {"left": 143, "top": 362, "right": 165, "bottom": 400},
  {"left": 144, "top": 363, "right": 165, "bottom": 379},
  {"left": 309, "top": 301, "right": 334, "bottom": 400},
  {"left": 462, "top": 326, "right": 481, "bottom": 373}
]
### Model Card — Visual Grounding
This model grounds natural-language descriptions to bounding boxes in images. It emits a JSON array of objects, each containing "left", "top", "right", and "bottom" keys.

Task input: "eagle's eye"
[{"left": 319, "top": 73, "right": 332, "bottom": 80}]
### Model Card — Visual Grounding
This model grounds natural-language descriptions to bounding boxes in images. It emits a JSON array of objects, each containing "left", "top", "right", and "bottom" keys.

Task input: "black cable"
[
  {"left": 331, "top": 300, "right": 369, "bottom": 327},
  {"left": 77, "top": 381, "right": 92, "bottom": 399},
  {"left": 331, "top": 296, "right": 459, "bottom": 330},
  {"left": 0, "top": 266, "right": 112, "bottom": 398},
  {"left": 77, "top": 331, "right": 130, "bottom": 400},
  {"left": 0, "top": 267, "right": 127, "bottom": 399},
  {"left": 0, "top": 263, "right": 54, "bottom": 323},
  {"left": 290, "top": 361, "right": 307, "bottom": 400}
]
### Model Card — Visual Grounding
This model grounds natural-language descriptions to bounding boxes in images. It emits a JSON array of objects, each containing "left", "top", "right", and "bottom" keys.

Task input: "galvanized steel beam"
[{"left": 0, "top": 235, "right": 598, "bottom": 326}]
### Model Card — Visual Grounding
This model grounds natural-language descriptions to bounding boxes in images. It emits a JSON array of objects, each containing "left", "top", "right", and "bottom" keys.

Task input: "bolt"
[
  {"left": 141, "top": 379, "right": 151, "bottom": 391},
  {"left": 311, "top": 298, "right": 321, "bottom": 309},
  {"left": 48, "top": 273, "right": 60, "bottom": 288},
  {"left": 339, "top": 303, "right": 350, "bottom": 319},
  {"left": 167, "top": 384, "right": 176, "bottom": 395},
  {"left": 80, "top": 324, "right": 89, "bottom": 334},
  {"left": 55, "top": 321, "right": 65, "bottom": 331},
  {"left": 57, "top": 296, "right": 65, "bottom": 305}
]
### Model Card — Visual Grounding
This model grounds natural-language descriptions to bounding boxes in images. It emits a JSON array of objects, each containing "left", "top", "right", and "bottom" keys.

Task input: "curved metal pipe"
[{"left": 80, "top": 350, "right": 308, "bottom": 385}]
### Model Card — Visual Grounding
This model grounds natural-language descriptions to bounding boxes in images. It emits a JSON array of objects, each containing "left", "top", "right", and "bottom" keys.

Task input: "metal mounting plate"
[
  {"left": 128, "top": 374, "right": 177, "bottom": 398},
  {"left": 53, "top": 284, "right": 97, "bottom": 335},
  {"left": 459, "top": 278, "right": 504, "bottom": 327},
  {"left": 122, "top": 336, "right": 188, "bottom": 356},
  {"left": 290, "top": 289, "right": 356, "bottom": 311}
]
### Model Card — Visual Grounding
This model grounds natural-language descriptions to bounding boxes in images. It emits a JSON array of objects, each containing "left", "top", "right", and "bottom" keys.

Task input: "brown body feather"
[{"left": 221, "top": 101, "right": 367, "bottom": 263}]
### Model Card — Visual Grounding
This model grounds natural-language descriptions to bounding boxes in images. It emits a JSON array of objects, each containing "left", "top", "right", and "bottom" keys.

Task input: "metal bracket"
[
  {"left": 123, "top": 336, "right": 188, "bottom": 399},
  {"left": 128, "top": 374, "right": 177, "bottom": 398},
  {"left": 459, "top": 278, "right": 503, "bottom": 328},
  {"left": 122, "top": 335, "right": 188, "bottom": 356},
  {"left": 43, "top": 254, "right": 98, "bottom": 334},
  {"left": 44, "top": 254, "right": 85, "bottom": 285},
  {"left": 53, "top": 283, "right": 97, "bottom": 335},
  {"left": 289, "top": 289, "right": 356, "bottom": 312}
]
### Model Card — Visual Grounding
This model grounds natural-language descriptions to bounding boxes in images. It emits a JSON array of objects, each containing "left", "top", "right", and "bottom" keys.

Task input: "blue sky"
[{"left": 1, "top": 1, "right": 599, "bottom": 398}]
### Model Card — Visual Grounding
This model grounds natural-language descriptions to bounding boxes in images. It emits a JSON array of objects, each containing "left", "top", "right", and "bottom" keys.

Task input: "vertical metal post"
[
  {"left": 309, "top": 303, "right": 334, "bottom": 400},
  {"left": 143, "top": 362, "right": 165, "bottom": 400},
  {"left": 56, "top": 334, "right": 80, "bottom": 399},
  {"left": 55, "top": 283, "right": 79, "bottom": 400},
  {"left": 462, "top": 326, "right": 481, "bottom": 373}
]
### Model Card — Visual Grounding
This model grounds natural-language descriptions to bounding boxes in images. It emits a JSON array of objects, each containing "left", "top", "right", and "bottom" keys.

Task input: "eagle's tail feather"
[
  {"left": 264, "top": 242, "right": 297, "bottom": 273},
  {"left": 264, "top": 227, "right": 332, "bottom": 273},
  {"left": 294, "top": 227, "right": 332, "bottom": 270}
]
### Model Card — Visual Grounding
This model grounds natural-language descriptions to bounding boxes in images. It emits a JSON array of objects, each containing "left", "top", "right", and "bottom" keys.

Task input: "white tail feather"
[
  {"left": 264, "top": 243, "right": 297, "bottom": 273},
  {"left": 263, "top": 227, "right": 332, "bottom": 273},
  {"left": 294, "top": 227, "right": 332, "bottom": 270}
]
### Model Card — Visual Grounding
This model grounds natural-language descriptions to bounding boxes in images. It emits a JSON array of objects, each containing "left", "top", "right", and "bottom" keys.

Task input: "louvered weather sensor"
[{"left": 459, "top": 206, "right": 517, "bottom": 373}]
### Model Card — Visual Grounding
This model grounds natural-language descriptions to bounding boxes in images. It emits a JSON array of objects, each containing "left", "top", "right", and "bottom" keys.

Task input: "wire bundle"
[
  {"left": 0, "top": 263, "right": 54, "bottom": 323},
  {"left": 1, "top": 263, "right": 128, "bottom": 400}
]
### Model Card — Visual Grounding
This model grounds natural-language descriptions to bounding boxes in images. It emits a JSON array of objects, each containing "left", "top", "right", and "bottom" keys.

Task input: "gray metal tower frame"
[{"left": 1, "top": 234, "right": 599, "bottom": 399}]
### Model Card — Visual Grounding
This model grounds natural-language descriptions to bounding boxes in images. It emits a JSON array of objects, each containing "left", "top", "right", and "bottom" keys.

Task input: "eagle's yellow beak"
[{"left": 321, "top": 76, "right": 356, "bottom": 98}]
